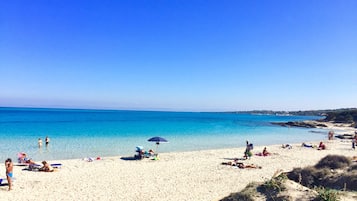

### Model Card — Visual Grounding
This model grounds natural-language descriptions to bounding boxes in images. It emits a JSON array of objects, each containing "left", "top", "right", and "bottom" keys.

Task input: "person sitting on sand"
[
  {"left": 318, "top": 141, "right": 326, "bottom": 150},
  {"left": 142, "top": 149, "right": 156, "bottom": 158},
  {"left": 27, "top": 159, "right": 41, "bottom": 171},
  {"left": 262, "top": 147, "right": 271, "bottom": 156},
  {"left": 18, "top": 152, "right": 32, "bottom": 164},
  {"left": 255, "top": 147, "right": 272, "bottom": 156},
  {"left": 148, "top": 149, "right": 155, "bottom": 155},
  {"left": 39, "top": 161, "right": 54, "bottom": 172}
]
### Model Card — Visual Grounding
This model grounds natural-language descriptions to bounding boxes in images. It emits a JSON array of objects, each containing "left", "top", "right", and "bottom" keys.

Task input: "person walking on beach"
[
  {"left": 45, "top": 136, "right": 50, "bottom": 147},
  {"left": 244, "top": 140, "right": 253, "bottom": 159},
  {"left": 352, "top": 134, "right": 357, "bottom": 150},
  {"left": 5, "top": 158, "right": 13, "bottom": 191},
  {"left": 38, "top": 138, "right": 42, "bottom": 148}
]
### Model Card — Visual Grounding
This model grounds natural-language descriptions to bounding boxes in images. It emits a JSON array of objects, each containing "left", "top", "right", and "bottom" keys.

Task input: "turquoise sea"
[{"left": 0, "top": 107, "right": 326, "bottom": 162}]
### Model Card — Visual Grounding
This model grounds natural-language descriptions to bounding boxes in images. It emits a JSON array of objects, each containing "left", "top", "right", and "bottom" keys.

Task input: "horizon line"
[{"left": 1, "top": 105, "right": 356, "bottom": 113}]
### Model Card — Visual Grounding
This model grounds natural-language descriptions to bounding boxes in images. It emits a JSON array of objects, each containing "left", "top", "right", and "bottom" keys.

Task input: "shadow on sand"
[{"left": 120, "top": 156, "right": 139, "bottom": 161}]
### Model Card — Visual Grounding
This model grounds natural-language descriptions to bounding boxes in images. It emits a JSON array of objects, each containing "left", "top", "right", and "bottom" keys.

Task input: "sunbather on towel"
[
  {"left": 221, "top": 160, "right": 237, "bottom": 166},
  {"left": 302, "top": 142, "right": 314, "bottom": 148},
  {"left": 256, "top": 147, "right": 271, "bottom": 156},
  {"left": 221, "top": 160, "right": 261, "bottom": 169},
  {"left": 237, "top": 163, "right": 262, "bottom": 169},
  {"left": 39, "top": 161, "right": 54, "bottom": 172},
  {"left": 282, "top": 144, "right": 292, "bottom": 149}
]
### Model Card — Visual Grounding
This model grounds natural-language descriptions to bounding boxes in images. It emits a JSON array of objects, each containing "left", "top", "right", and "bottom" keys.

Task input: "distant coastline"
[
  {"left": 231, "top": 108, "right": 357, "bottom": 117},
  {"left": 268, "top": 108, "right": 357, "bottom": 129}
]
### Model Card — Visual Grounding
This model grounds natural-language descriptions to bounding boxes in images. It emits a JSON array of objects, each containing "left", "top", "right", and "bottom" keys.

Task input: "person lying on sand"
[
  {"left": 237, "top": 163, "right": 262, "bottom": 169},
  {"left": 221, "top": 159, "right": 238, "bottom": 166},
  {"left": 39, "top": 161, "right": 54, "bottom": 172},
  {"left": 221, "top": 160, "right": 261, "bottom": 169},
  {"left": 302, "top": 142, "right": 315, "bottom": 148},
  {"left": 282, "top": 144, "right": 292, "bottom": 149}
]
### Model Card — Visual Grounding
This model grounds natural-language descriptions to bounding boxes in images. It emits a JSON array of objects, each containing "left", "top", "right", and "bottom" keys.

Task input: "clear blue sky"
[{"left": 1, "top": 0, "right": 356, "bottom": 111}]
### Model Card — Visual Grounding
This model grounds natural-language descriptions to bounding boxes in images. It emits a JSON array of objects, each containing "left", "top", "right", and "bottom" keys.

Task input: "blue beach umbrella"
[{"left": 147, "top": 136, "right": 168, "bottom": 153}]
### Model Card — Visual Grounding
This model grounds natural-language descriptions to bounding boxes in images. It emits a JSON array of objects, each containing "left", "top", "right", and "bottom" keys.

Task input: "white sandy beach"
[{"left": 1, "top": 136, "right": 356, "bottom": 201}]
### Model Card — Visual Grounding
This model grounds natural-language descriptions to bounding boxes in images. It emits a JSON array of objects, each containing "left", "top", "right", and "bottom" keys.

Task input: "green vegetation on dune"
[
  {"left": 288, "top": 155, "right": 357, "bottom": 192},
  {"left": 220, "top": 155, "right": 357, "bottom": 201}
]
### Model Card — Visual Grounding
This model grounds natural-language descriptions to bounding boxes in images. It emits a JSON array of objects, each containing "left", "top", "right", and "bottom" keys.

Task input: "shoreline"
[{"left": 1, "top": 138, "right": 356, "bottom": 200}]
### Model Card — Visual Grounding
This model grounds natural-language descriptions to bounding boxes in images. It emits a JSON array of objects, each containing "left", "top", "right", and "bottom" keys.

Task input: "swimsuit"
[{"left": 7, "top": 172, "right": 13, "bottom": 178}]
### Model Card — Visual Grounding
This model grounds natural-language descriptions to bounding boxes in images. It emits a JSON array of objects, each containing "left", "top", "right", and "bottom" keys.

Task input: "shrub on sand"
[
  {"left": 219, "top": 192, "right": 255, "bottom": 201},
  {"left": 260, "top": 174, "right": 287, "bottom": 193},
  {"left": 347, "top": 164, "right": 357, "bottom": 171},
  {"left": 314, "top": 155, "right": 351, "bottom": 169},
  {"left": 314, "top": 187, "right": 340, "bottom": 201},
  {"left": 288, "top": 155, "right": 357, "bottom": 191},
  {"left": 337, "top": 173, "right": 357, "bottom": 191},
  {"left": 221, "top": 155, "right": 357, "bottom": 201},
  {"left": 220, "top": 182, "right": 261, "bottom": 201},
  {"left": 288, "top": 167, "right": 320, "bottom": 188}
]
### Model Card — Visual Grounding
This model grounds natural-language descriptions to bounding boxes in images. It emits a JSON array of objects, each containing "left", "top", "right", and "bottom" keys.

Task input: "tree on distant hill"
[{"left": 324, "top": 110, "right": 357, "bottom": 127}]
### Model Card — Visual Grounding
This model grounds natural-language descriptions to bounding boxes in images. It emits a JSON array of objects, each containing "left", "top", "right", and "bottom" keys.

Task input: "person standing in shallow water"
[
  {"left": 328, "top": 130, "right": 334, "bottom": 140},
  {"left": 45, "top": 136, "right": 50, "bottom": 147},
  {"left": 38, "top": 138, "right": 42, "bottom": 148}
]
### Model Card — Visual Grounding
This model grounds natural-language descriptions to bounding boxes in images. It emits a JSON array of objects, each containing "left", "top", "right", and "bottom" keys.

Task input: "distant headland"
[
  {"left": 263, "top": 108, "right": 357, "bottom": 128},
  {"left": 265, "top": 108, "right": 357, "bottom": 140},
  {"left": 234, "top": 108, "right": 356, "bottom": 119}
]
